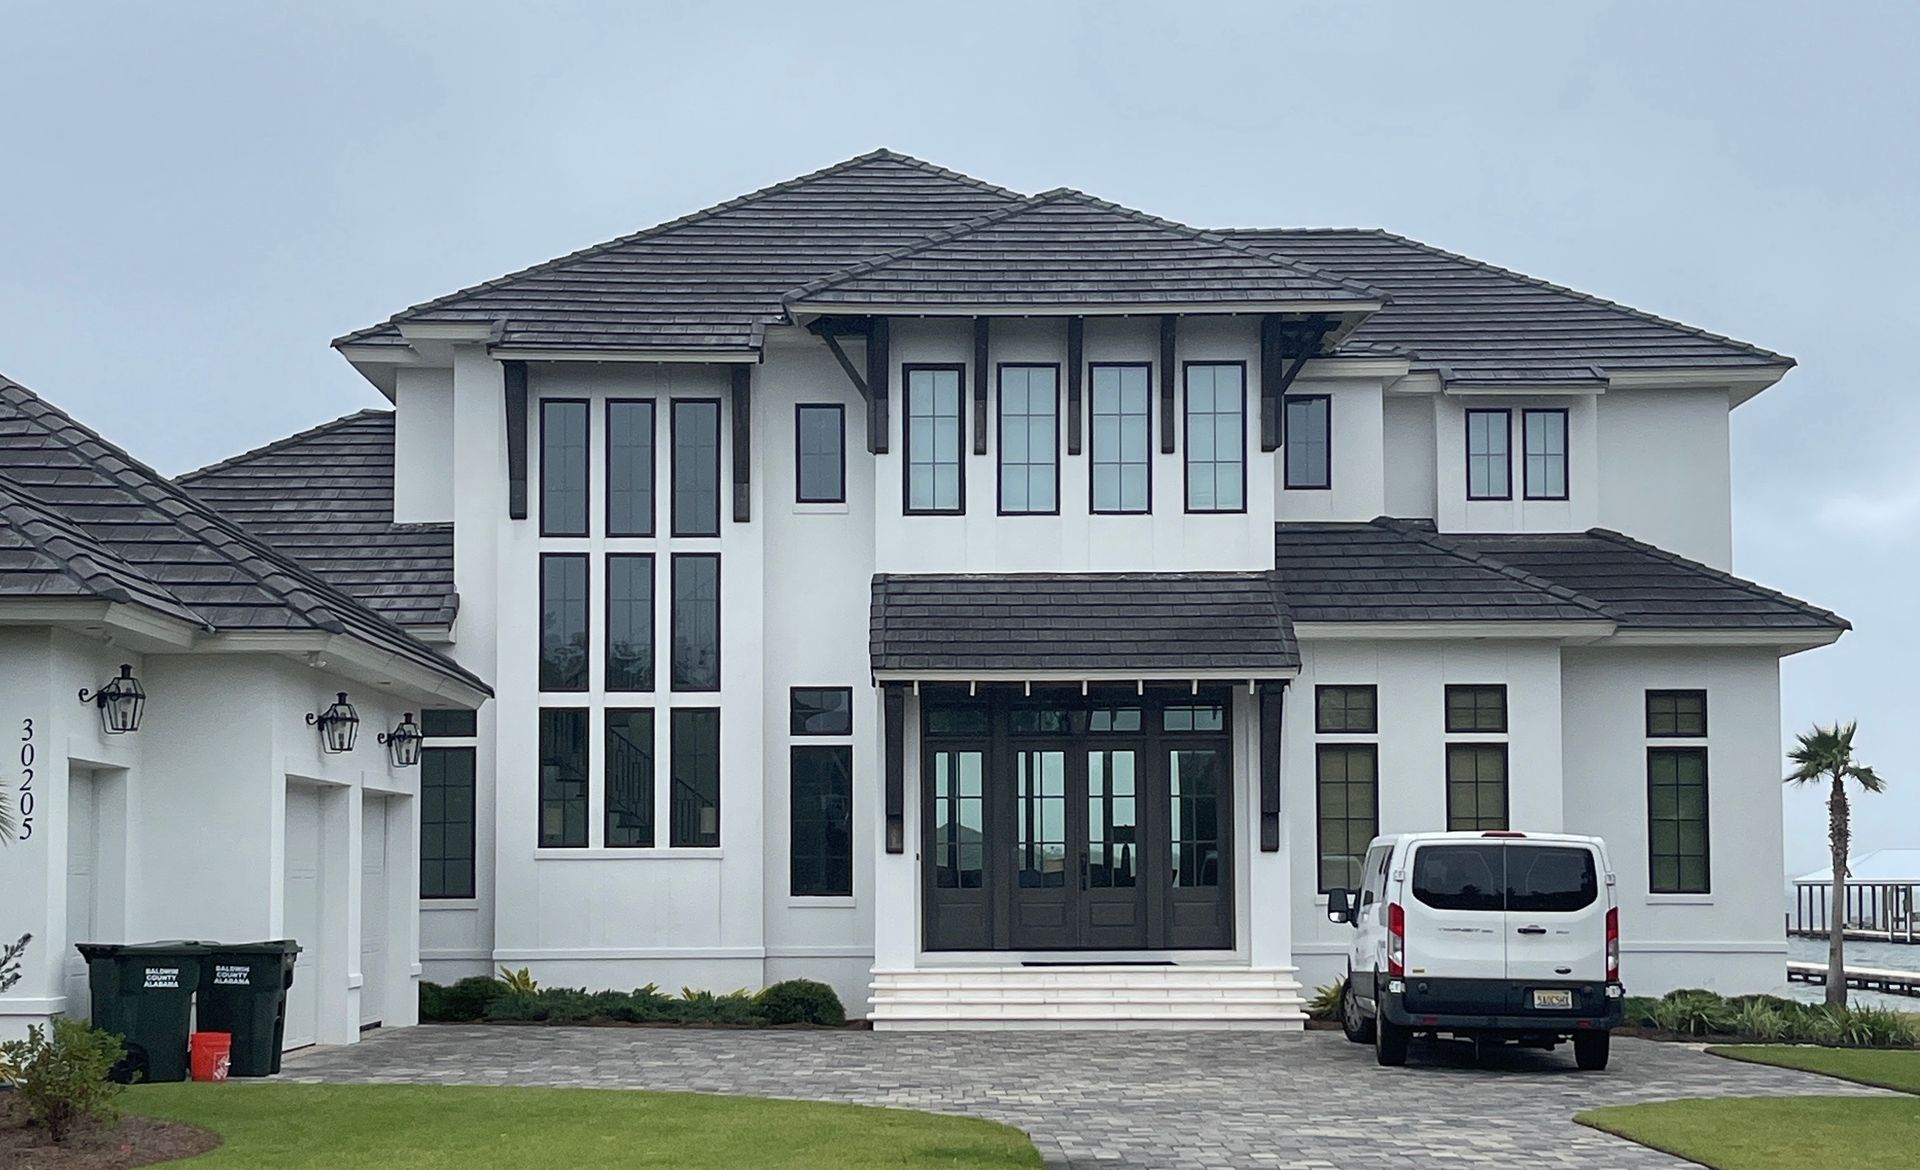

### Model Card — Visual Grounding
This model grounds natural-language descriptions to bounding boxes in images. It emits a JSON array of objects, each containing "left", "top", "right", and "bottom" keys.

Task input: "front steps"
[{"left": 868, "top": 964, "right": 1307, "bottom": 1030}]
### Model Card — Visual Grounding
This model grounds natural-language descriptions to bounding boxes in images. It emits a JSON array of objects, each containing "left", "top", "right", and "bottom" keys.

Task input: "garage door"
[
  {"left": 360, "top": 798, "right": 388, "bottom": 1029},
  {"left": 63, "top": 771, "right": 98, "bottom": 1018},
  {"left": 283, "top": 786, "right": 323, "bottom": 1050}
]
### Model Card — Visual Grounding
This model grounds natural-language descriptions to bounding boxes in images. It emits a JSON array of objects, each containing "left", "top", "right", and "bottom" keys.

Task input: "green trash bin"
[
  {"left": 76, "top": 941, "right": 210, "bottom": 1084},
  {"left": 196, "top": 941, "right": 301, "bottom": 1077}
]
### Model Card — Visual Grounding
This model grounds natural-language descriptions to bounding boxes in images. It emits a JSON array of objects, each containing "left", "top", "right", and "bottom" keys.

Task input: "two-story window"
[
  {"left": 904, "top": 365, "right": 965, "bottom": 513},
  {"left": 1283, "top": 395, "right": 1331, "bottom": 490},
  {"left": 1647, "top": 689, "right": 1710, "bottom": 893},
  {"left": 998, "top": 364, "right": 1060, "bottom": 515},
  {"left": 1089, "top": 363, "right": 1151, "bottom": 513},
  {"left": 1444, "top": 684, "right": 1509, "bottom": 830},
  {"left": 1185, "top": 362, "right": 1246, "bottom": 513},
  {"left": 1465, "top": 408, "right": 1511, "bottom": 500}
]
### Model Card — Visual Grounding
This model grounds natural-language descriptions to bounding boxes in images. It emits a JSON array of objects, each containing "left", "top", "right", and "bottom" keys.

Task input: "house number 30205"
[{"left": 14, "top": 717, "right": 34, "bottom": 840}]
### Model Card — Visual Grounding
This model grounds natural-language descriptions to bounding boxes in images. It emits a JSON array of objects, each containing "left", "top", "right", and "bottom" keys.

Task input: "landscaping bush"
[
  {"left": 1647, "top": 988, "right": 1738, "bottom": 1036},
  {"left": 480, "top": 983, "right": 772, "bottom": 1026},
  {"left": 757, "top": 979, "right": 847, "bottom": 1027},
  {"left": 1305, "top": 981, "right": 1345, "bottom": 1022},
  {"left": 420, "top": 974, "right": 509, "bottom": 1022},
  {"left": 0, "top": 1019, "right": 126, "bottom": 1143},
  {"left": 1621, "top": 987, "right": 1919, "bottom": 1048}
]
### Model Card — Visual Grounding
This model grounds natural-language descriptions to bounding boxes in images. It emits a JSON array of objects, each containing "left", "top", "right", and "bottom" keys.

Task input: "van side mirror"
[{"left": 1326, "top": 888, "right": 1353, "bottom": 924}]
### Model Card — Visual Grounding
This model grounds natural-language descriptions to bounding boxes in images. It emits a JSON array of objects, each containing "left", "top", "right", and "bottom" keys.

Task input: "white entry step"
[{"left": 869, "top": 964, "right": 1307, "bottom": 1031}]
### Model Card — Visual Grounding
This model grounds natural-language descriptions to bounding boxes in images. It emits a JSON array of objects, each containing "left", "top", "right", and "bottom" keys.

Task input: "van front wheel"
[
  {"left": 1374, "top": 1016, "right": 1409, "bottom": 1066},
  {"left": 1340, "top": 978, "right": 1374, "bottom": 1044},
  {"left": 1573, "top": 1031, "right": 1610, "bottom": 1071}
]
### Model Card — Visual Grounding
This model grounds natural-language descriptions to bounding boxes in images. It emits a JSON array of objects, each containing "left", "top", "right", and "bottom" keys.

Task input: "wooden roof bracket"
[{"left": 1260, "top": 315, "right": 1339, "bottom": 452}]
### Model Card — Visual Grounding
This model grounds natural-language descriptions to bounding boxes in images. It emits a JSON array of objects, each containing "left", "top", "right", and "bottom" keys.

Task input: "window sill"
[
  {"left": 793, "top": 502, "right": 849, "bottom": 515},
  {"left": 1645, "top": 894, "right": 1715, "bottom": 906},
  {"left": 533, "top": 848, "right": 724, "bottom": 861},
  {"left": 422, "top": 899, "right": 480, "bottom": 910},
  {"left": 787, "top": 895, "right": 857, "bottom": 908}
]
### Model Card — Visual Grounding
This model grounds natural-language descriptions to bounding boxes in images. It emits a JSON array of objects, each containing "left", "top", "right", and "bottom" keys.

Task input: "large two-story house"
[{"left": 181, "top": 149, "right": 1847, "bottom": 1028}]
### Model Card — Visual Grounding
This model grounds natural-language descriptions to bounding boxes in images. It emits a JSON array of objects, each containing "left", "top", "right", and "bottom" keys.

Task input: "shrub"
[
  {"left": 1727, "top": 999, "right": 1793, "bottom": 1043},
  {"left": 758, "top": 979, "right": 846, "bottom": 1027},
  {"left": 1305, "top": 981, "right": 1345, "bottom": 1022},
  {"left": 676, "top": 988, "right": 765, "bottom": 1026},
  {"left": 1622, "top": 995, "right": 1662, "bottom": 1027},
  {"left": 420, "top": 975, "right": 509, "bottom": 1022},
  {"left": 1646, "top": 989, "right": 1736, "bottom": 1036},
  {"left": 498, "top": 966, "right": 540, "bottom": 995},
  {"left": 0, "top": 1019, "right": 126, "bottom": 1143}
]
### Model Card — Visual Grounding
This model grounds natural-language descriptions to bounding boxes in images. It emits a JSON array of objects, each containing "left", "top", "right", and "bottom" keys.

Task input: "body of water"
[{"left": 1776, "top": 935, "right": 1920, "bottom": 1011}]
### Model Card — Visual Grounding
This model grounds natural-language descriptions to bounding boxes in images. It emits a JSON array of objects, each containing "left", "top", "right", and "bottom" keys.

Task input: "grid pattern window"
[
  {"left": 540, "top": 400, "right": 589, "bottom": 536},
  {"left": 606, "top": 554, "right": 653, "bottom": 692},
  {"left": 671, "top": 708, "right": 721, "bottom": 847},
  {"left": 1466, "top": 408, "right": 1512, "bottom": 500},
  {"left": 539, "top": 554, "right": 588, "bottom": 692},
  {"left": 1646, "top": 690, "right": 1708, "bottom": 737},
  {"left": 1284, "top": 395, "right": 1332, "bottom": 490},
  {"left": 671, "top": 399, "right": 721, "bottom": 537},
  {"left": 605, "top": 709, "right": 654, "bottom": 848},
  {"left": 538, "top": 709, "right": 588, "bottom": 849},
  {"left": 905, "top": 366, "right": 964, "bottom": 513},
  {"left": 606, "top": 399, "right": 655, "bottom": 536},
  {"left": 791, "top": 687, "right": 853, "bottom": 736},
  {"left": 791, "top": 746, "right": 853, "bottom": 896},
  {"left": 1648, "top": 747, "right": 1710, "bottom": 893},
  {"left": 1316, "top": 745, "right": 1378, "bottom": 893},
  {"left": 420, "top": 747, "right": 476, "bottom": 898},
  {"left": 419, "top": 709, "right": 477, "bottom": 738},
  {"left": 1446, "top": 744, "right": 1509, "bottom": 831},
  {"left": 1445, "top": 685, "right": 1508, "bottom": 733},
  {"left": 1090, "top": 364, "right": 1150, "bottom": 513},
  {"left": 795, "top": 404, "right": 846, "bottom": 503},
  {"left": 1523, "top": 409, "right": 1569, "bottom": 500},
  {"left": 998, "top": 365, "right": 1059, "bottom": 514},
  {"left": 1315, "top": 685, "right": 1377, "bottom": 734},
  {"left": 1184, "top": 364, "right": 1245, "bottom": 512},
  {"left": 670, "top": 554, "right": 720, "bottom": 691}
]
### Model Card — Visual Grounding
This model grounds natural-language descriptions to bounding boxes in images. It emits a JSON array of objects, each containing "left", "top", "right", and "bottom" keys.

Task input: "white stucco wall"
[{"left": 1594, "top": 387, "right": 1734, "bottom": 568}]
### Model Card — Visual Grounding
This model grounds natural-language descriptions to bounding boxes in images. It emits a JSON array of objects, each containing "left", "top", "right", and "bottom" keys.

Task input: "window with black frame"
[
  {"left": 904, "top": 366, "right": 964, "bottom": 513},
  {"left": 1090, "top": 363, "right": 1150, "bottom": 513},
  {"left": 671, "top": 708, "right": 721, "bottom": 847},
  {"left": 539, "top": 554, "right": 588, "bottom": 692},
  {"left": 791, "top": 745, "right": 852, "bottom": 896},
  {"left": 1184, "top": 363, "right": 1245, "bottom": 512},
  {"left": 671, "top": 399, "right": 721, "bottom": 537},
  {"left": 538, "top": 708, "right": 588, "bottom": 848},
  {"left": 795, "top": 404, "right": 845, "bottom": 504},
  {"left": 605, "top": 709, "right": 655, "bottom": 848},
  {"left": 1284, "top": 395, "right": 1331, "bottom": 489},
  {"left": 540, "top": 399, "right": 588, "bottom": 536},
  {"left": 1465, "top": 408, "right": 1511, "bottom": 500}
]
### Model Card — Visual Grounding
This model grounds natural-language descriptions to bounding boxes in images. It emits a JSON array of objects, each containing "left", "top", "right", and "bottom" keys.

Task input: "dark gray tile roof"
[
  {"left": 1224, "top": 229, "right": 1791, "bottom": 383},
  {"left": 787, "top": 190, "right": 1381, "bottom": 311},
  {"left": 870, "top": 572, "right": 1298, "bottom": 676},
  {"left": 177, "top": 411, "right": 456, "bottom": 628},
  {"left": 0, "top": 376, "right": 486, "bottom": 692}
]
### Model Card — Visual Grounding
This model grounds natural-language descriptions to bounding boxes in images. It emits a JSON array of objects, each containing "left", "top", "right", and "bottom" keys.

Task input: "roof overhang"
[
  {"left": 1605, "top": 627, "right": 1846, "bottom": 655},
  {"left": 202, "top": 631, "right": 491, "bottom": 708},
  {"left": 0, "top": 598, "right": 205, "bottom": 650},
  {"left": 488, "top": 348, "right": 760, "bottom": 364},
  {"left": 870, "top": 668, "right": 1299, "bottom": 688},
  {"left": 1294, "top": 620, "right": 1618, "bottom": 641},
  {"left": 1606, "top": 365, "right": 1794, "bottom": 408},
  {"left": 787, "top": 300, "right": 1383, "bottom": 320}
]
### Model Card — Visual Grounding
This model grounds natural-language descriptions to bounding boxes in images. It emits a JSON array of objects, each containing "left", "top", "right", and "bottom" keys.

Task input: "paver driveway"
[{"left": 282, "top": 1025, "right": 1885, "bottom": 1169}]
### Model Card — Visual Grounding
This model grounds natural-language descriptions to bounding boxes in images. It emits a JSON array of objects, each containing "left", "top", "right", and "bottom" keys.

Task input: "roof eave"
[
  {"left": 870, "top": 667, "right": 1300, "bottom": 685},
  {"left": 788, "top": 300, "right": 1383, "bottom": 319},
  {"left": 1293, "top": 619, "right": 1617, "bottom": 641}
]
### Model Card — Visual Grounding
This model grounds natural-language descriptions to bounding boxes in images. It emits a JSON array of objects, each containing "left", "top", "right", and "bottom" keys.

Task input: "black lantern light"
[
  {"left": 378, "top": 712, "right": 423, "bottom": 768},
  {"left": 306, "top": 692, "right": 361, "bottom": 753},
  {"left": 78, "top": 663, "right": 145, "bottom": 734}
]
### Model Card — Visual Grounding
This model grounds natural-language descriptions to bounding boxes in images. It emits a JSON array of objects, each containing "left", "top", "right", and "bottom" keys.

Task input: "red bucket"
[{"left": 190, "top": 1032, "right": 231, "bottom": 1082}]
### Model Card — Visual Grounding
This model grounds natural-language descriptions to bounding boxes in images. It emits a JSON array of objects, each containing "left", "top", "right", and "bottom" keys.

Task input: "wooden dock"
[{"left": 1786, "top": 960, "right": 1920, "bottom": 998}]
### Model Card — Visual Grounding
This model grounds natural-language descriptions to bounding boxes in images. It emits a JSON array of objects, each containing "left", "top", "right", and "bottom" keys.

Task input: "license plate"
[{"left": 1532, "top": 989, "right": 1573, "bottom": 1010}]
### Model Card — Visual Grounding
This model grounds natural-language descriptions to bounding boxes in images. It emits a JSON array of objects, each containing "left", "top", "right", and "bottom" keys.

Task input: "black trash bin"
[
  {"left": 76, "top": 941, "right": 210, "bottom": 1084},
  {"left": 196, "top": 941, "right": 301, "bottom": 1077}
]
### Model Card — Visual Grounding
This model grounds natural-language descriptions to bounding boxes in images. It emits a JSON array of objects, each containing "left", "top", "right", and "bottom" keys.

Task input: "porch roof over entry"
[{"left": 869, "top": 571, "right": 1298, "bottom": 681}]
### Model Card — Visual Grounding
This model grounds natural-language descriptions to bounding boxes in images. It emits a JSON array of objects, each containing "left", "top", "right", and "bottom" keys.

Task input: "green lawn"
[
  {"left": 124, "top": 1082, "right": 1041, "bottom": 1169},
  {"left": 1707, "top": 1044, "right": 1920, "bottom": 1093}
]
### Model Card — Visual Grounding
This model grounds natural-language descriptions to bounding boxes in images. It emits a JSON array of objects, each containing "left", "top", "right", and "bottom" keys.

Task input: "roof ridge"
[
  {"left": 335, "top": 148, "right": 1027, "bottom": 347},
  {"left": 176, "top": 408, "right": 391, "bottom": 483},
  {"left": 1369, "top": 516, "right": 1618, "bottom": 620},
  {"left": 1583, "top": 527, "right": 1850, "bottom": 628},
  {"left": 0, "top": 479, "right": 202, "bottom": 620},
  {"left": 782, "top": 192, "right": 1060, "bottom": 303}
]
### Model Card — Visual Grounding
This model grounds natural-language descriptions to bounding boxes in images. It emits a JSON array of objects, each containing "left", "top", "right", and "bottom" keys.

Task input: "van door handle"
[{"left": 1516, "top": 925, "right": 1547, "bottom": 936}]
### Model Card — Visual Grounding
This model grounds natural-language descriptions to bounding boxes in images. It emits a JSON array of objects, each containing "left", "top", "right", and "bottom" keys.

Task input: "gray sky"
[{"left": 3, "top": 1, "right": 1913, "bottom": 875}]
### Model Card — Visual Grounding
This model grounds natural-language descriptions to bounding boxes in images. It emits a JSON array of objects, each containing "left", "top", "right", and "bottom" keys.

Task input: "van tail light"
[
  {"left": 1606, "top": 906, "right": 1620, "bottom": 981},
  {"left": 1386, "top": 902, "right": 1406, "bottom": 977}
]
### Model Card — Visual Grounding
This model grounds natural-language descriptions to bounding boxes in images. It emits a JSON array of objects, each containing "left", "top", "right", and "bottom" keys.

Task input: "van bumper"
[{"left": 1377, "top": 977, "right": 1625, "bottom": 1034}]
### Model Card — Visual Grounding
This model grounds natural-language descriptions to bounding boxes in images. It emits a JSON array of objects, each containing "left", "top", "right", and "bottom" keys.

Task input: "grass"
[
  {"left": 124, "top": 1082, "right": 1041, "bottom": 1169},
  {"left": 1707, "top": 1044, "right": 1920, "bottom": 1093}
]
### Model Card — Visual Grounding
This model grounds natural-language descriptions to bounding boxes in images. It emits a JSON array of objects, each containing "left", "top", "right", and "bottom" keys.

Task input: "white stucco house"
[{"left": 4, "top": 149, "right": 1845, "bottom": 1034}]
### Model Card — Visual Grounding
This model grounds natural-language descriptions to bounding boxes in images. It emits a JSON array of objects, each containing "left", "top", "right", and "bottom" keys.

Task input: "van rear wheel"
[
  {"left": 1374, "top": 1016, "right": 1409, "bottom": 1066},
  {"left": 1573, "top": 1031, "right": 1610, "bottom": 1071},
  {"left": 1340, "top": 978, "right": 1374, "bottom": 1044}
]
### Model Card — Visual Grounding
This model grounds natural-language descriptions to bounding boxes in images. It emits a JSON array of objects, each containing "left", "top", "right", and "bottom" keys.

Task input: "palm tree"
[{"left": 1785, "top": 722, "right": 1887, "bottom": 1006}]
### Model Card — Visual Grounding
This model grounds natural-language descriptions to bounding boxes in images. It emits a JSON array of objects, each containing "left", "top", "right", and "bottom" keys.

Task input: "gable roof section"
[
  {"left": 178, "top": 410, "right": 456, "bottom": 628},
  {"left": 1225, "top": 228, "right": 1791, "bottom": 384},
  {"left": 870, "top": 572, "right": 1298, "bottom": 677},
  {"left": 786, "top": 190, "right": 1382, "bottom": 315}
]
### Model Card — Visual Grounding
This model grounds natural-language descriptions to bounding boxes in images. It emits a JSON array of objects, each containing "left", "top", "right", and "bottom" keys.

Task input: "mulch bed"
[{"left": 0, "top": 1094, "right": 220, "bottom": 1169}]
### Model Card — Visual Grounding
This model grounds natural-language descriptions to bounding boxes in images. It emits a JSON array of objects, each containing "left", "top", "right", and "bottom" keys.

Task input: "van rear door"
[
  {"left": 1504, "top": 843, "right": 1607, "bottom": 984},
  {"left": 1403, "top": 841, "right": 1506, "bottom": 981}
]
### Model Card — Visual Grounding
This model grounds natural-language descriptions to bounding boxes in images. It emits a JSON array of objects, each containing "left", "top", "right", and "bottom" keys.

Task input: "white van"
[{"left": 1326, "top": 831, "right": 1624, "bottom": 1069}]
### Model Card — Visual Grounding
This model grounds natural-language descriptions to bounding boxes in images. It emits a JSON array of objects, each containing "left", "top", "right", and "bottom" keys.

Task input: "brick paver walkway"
[{"left": 281, "top": 1025, "right": 1886, "bottom": 1169}]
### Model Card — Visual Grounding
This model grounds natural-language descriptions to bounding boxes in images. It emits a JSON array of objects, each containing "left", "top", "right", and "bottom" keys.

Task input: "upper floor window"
[
  {"left": 1523, "top": 409, "right": 1568, "bottom": 501},
  {"left": 671, "top": 708, "right": 722, "bottom": 847},
  {"left": 1184, "top": 363, "right": 1245, "bottom": 513},
  {"left": 607, "top": 399, "right": 655, "bottom": 536},
  {"left": 539, "top": 553, "right": 588, "bottom": 692},
  {"left": 670, "top": 553, "right": 720, "bottom": 691},
  {"left": 540, "top": 399, "right": 588, "bottom": 536},
  {"left": 904, "top": 365, "right": 965, "bottom": 514},
  {"left": 1089, "top": 363, "right": 1150, "bottom": 514},
  {"left": 1315, "top": 685, "right": 1377, "bottom": 734},
  {"left": 671, "top": 399, "right": 721, "bottom": 537},
  {"left": 795, "top": 404, "right": 846, "bottom": 504},
  {"left": 606, "top": 554, "right": 653, "bottom": 692},
  {"left": 1465, "top": 408, "right": 1511, "bottom": 500},
  {"left": 1445, "top": 684, "right": 1508, "bottom": 733},
  {"left": 1283, "top": 395, "right": 1331, "bottom": 490},
  {"left": 998, "top": 365, "right": 1059, "bottom": 515},
  {"left": 1647, "top": 689, "right": 1707, "bottom": 738},
  {"left": 791, "top": 687, "right": 853, "bottom": 736}
]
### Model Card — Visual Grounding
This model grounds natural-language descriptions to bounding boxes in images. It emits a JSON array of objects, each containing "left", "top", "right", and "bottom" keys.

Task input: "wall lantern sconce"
[
  {"left": 378, "top": 713, "right": 423, "bottom": 768},
  {"left": 78, "top": 664, "right": 145, "bottom": 735},
  {"left": 307, "top": 692, "right": 361, "bottom": 754}
]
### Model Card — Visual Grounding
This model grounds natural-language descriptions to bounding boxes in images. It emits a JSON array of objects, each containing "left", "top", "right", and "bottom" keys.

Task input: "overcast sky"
[{"left": 3, "top": 2, "right": 1913, "bottom": 875}]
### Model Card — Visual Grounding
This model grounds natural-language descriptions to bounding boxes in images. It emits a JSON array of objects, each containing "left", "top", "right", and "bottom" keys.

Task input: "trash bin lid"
[
  {"left": 204, "top": 940, "right": 302, "bottom": 957},
  {"left": 101, "top": 940, "right": 215, "bottom": 957}
]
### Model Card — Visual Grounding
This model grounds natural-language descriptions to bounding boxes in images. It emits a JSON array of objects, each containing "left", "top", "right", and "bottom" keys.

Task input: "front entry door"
[{"left": 1008, "top": 743, "right": 1152, "bottom": 950}]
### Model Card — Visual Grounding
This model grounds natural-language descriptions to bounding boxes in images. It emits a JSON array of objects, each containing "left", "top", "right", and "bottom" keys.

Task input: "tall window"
[
  {"left": 671, "top": 708, "right": 721, "bottom": 847},
  {"left": 1523, "top": 408, "right": 1569, "bottom": 500},
  {"left": 904, "top": 365, "right": 964, "bottom": 513},
  {"left": 1184, "top": 363, "right": 1245, "bottom": 512},
  {"left": 998, "top": 365, "right": 1059, "bottom": 514},
  {"left": 420, "top": 747, "right": 476, "bottom": 898},
  {"left": 670, "top": 554, "right": 719, "bottom": 691},
  {"left": 607, "top": 399, "right": 655, "bottom": 536},
  {"left": 1284, "top": 395, "right": 1332, "bottom": 490},
  {"left": 1316, "top": 745, "right": 1378, "bottom": 893},
  {"left": 795, "top": 404, "right": 846, "bottom": 503},
  {"left": 1647, "top": 689, "right": 1709, "bottom": 893},
  {"left": 605, "top": 709, "right": 654, "bottom": 848},
  {"left": 538, "top": 708, "right": 588, "bottom": 848},
  {"left": 671, "top": 399, "right": 721, "bottom": 537},
  {"left": 540, "top": 399, "right": 588, "bottom": 536},
  {"left": 1446, "top": 744, "right": 1509, "bottom": 831},
  {"left": 1090, "top": 363, "right": 1150, "bottom": 513},
  {"left": 539, "top": 554, "right": 588, "bottom": 692},
  {"left": 791, "top": 746, "right": 853, "bottom": 896},
  {"left": 606, "top": 554, "right": 653, "bottom": 692},
  {"left": 1466, "top": 408, "right": 1511, "bottom": 500}
]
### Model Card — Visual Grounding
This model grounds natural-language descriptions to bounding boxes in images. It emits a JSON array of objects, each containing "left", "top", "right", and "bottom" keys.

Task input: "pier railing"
[{"left": 1791, "top": 880, "right": 1919, "bottom": 944}]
